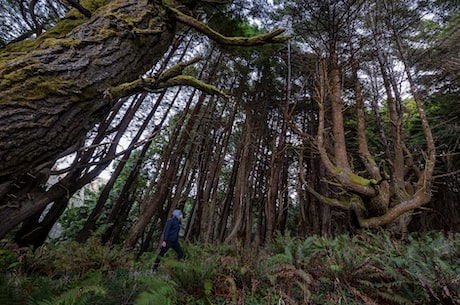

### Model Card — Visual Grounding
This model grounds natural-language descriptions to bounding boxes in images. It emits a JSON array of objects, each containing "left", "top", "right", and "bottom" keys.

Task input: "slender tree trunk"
[
  {"left": 352, "top": 58, "right": 390, "bottom": 217},
  {"left": 103, "top": 136, "right": 154, "bottom": 244},
  {"left": 266, "top": 116, "right": 286, "bottom": 242},
  {"left": 124, "top": 86, "right": 208, "bottom": 248},
  {"left": 201, "top": 95, "right": 237, "bottom": 243},
  {"left": 297, "top": 170, "right": 309, "bottom": 238},
  {"left": 265, "top": 139, "right": 280, "bottom": 242},
  {"left": 275, "top": 155, "right": 289, "bottom": 233},
  {"left": 215, "top": 147, "right": 240, "bottom": 243},
  {"left": 310, "top": 156, "right": 322, "bottom": 235},
  {"left": 14, "top": 197, "right": 68, "bottom": 248},
  {"left": 369, "top": 11, "right": 407, "bottom": 204},
  {"left": 76, "top": 99, "right": 127, "bottom": 243},
  {"left": 225, "top": 119, "right": 254, "bottom": 243},
  {"left": 394, "top": 33, "right": 436, "bottom": 184},
  {"left": 330, "top": 54, "right": 349, "bottom": 169}
]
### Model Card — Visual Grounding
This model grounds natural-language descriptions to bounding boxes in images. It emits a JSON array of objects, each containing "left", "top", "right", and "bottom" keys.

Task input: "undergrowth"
[{"left": 0, "top": 231, "right": 459, "bottom": 304}]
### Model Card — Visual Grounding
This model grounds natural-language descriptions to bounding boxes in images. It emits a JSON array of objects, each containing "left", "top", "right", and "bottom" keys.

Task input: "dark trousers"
[{"left": 153, "top": 240, "right": 184, "bottom": 271}]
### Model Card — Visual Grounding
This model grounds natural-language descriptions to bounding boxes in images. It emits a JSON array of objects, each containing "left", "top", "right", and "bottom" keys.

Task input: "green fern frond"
[
  {"left": 356, "top": 278, "right": 380, "bottom": 289},
  {"left": 348, "top": 285, "right": 379, "bottom": 305},
  {"left": 352, "top": 262, "right": 386, "bottom": 281},
  {"left": 375, "top": 290, "right": 413, "bottom": 305},
  {"left": 267, "top": 253, "right": 293, "bottom": 265},
  {"left": 135, "top": 277, "right": 177, "bottom": 305},
  {"left": 36, "top": 284, "right": 106, "bottom": 305},
  {"left": 295, "top": 279, "right": 311, "bottom": 301},
  {"left": 295, "top": 269, "right": 311, "bottom": 284},
  {"left": 266, "top": 263, "right": 297, "bottom": 285},
  {"left": 295, "top": 235, "right": 328, "bottom": 260}
]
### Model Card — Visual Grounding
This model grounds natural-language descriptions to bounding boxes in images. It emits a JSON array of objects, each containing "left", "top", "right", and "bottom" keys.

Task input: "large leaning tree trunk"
[{"left": 0, "top": 0, "right": 285, "bottom": 239}]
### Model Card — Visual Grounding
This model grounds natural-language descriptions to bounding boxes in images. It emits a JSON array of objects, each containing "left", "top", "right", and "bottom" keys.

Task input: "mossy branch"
[
  {"left": 167, "top": 5, "right": 287, "bottom": 46},
  {"left": 67, "top": 0, "right": 92, "bottom": 18},
  {"left": 156, "top": 75, "right": 228, "bottom": 97},
  {"left": 107, "top": 57, "right": 227, "bottom": 99},
  {"left": 303, "top": 181, "right": 351, "bottom": 209},
  {"left": 156, "top": 56, "right": 202, "bottom": 82},
  {"left": 296, "top": 148, "right": 349, "bottom": 209}
]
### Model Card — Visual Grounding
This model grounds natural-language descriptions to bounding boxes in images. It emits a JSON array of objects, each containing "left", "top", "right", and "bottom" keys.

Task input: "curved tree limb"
[
  {"left": 157, "top": 56, "right": 202, "bottom": 81},
  {"left": 167, "top": 4, "right": 287, "bottom": 45},
  {"left": 107, "top": 56, "right": 228, "bottom": 99},
  {"left": 66, "top": 0, "right": 92, "bottom": 18},
  {"left": 157, "top": 75, "right": 228, "bottom": 97},
  {"left": 297, "top": 147, "right": 354, "bottom": 209},
  {"left": 359, "top": 188, "right": 431, "bottom": 228}
]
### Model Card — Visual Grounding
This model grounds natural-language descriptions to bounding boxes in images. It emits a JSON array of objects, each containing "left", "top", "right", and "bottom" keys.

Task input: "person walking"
[{"left": 152, "top": 209, "right": 184, "bottom": 272}]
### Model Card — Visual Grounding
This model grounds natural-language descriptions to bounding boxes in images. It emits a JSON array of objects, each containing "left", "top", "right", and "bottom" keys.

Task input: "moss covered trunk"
[
  {"left": 0, "top": 0, "right": 175, "bottom": 183},
  {"left": 0, "top": 0, "right": 176, "bottom": 238}
]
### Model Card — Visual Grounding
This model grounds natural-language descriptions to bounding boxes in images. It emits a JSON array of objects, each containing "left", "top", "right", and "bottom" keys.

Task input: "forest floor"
[{"left": 1, "top": 230, "right": 459, "bottom": 304}]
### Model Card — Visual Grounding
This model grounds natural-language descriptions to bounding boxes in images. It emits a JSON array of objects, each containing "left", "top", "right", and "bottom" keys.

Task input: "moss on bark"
[{"left": 0, "top": 0, "right": 176, "bottom": 180}]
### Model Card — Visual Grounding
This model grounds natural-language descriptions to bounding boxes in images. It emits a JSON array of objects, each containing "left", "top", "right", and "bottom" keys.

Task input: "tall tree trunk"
[
  {"left": 266, "top": 115, "right": 287, "bottom": 242},
  {"left": 352, "top": 58, "right": 390, "bottom": 217},
  {"left": 124, "top": 85, "right": 209, "bottom": 247},
  {"left": 275, "top": 154, "right": 289, "bottom": 233},
  {"left": 215, "top": 147, "right": 240, "bottom": 243},
  {"left": 76, "top": 98, "right": 128, "bottom": 243},
  {"left": 14, "top": 197, "right": 68, "bottom": 248},
  {"left": 103, "top": 136, "right": 154, "bottom": 244},
  {"left": 329, "top": 54, "right": 349, "bottom": 169},
  {"left": 198, "top": 94, "right": 237, "bottom": 244},
  {"left": 225, "top": 115, "right": 256, "bottom": 243}
]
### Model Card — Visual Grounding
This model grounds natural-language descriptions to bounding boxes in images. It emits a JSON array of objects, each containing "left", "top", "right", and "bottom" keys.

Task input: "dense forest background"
[{"left": 0, "top": 0, "right": 459, "bottom": 303}]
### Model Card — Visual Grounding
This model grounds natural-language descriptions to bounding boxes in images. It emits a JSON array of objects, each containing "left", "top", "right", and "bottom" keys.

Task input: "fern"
[
  {"left": 36, "top": 284, "right": 106, "bottom": 305},
  {"left": 2, "top": 230, "right": 459, "bottom": 304},
  {"left": 34, "top": 268, "right": 105, "bottom": 305},
  {"left": 135, "top": 277, "right": 177, "bottom": 305},
  {"left": 403, "top": 232, "right": 460, "bottom": 304},
  {"left": 261, "top": 247, "right": 312, "bottom": 303}
]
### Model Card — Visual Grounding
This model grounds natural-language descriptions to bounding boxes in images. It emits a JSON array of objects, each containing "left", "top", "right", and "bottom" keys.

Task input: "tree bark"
[
  {"left": 0, "top": 0, "right": 175, "bottom": 183},
  {"left": 124, "top": 85, "right": 206, "bottom": 248},
  {"left": 15, "top": 196, "right": 69, "bottom": 248}
]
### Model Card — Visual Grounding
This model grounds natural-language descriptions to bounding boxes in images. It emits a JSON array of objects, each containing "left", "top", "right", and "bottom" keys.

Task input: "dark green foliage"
[
  {"left": 0, "top": 237, "right": 134, "bottom": 305},
  {"left": 278, "top": 231, "right": 460, "bottom": 304},
  {"left": 135, "top": 276, "right": 177, "bottom": 305},
  {"left": 59, "top": 189, "right": 101, "bottom": 241},
  {"left": 1, "top": 231, "right": 459, "bottom": 304}
]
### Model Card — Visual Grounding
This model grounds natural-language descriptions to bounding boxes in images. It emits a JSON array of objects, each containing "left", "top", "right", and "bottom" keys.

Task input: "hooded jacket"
[{"left": 163, "top": 216, "right": 181, "bottom": 243}]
